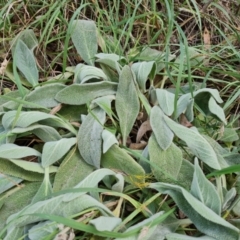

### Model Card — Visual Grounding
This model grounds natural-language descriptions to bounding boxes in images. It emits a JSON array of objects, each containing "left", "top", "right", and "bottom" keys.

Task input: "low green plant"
[{"left": 0, "top": 7, "right": 240, "bottom": 240}]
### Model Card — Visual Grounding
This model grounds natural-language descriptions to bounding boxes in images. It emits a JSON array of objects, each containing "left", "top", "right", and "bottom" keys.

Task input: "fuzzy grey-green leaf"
[
  {"left": 11, "top": 124, "right": 62, "bottom": 142},
  {"left": 131, "top": 61, "right": 156, "bottom": 92},
  {"left": 194, "top": 88, "right": 223, "bottom": 103},
  {"left": 6, "top": 194, "right": 113, "bottom": 236},
  {"left": 11, "top": 29, "right": 38, "bottom": 52},
  {"left": 63, "top": 168, "right": 124, "bottom": 202},
  {"left": 78, "top": 107, "right": 106, "bottom": 168},
  {"left": 102, "top": 129, "right": 118, "bottom": 153},
  {"left": 0, "top": 182, "right": 41, "bottom": 231},
  {"left": 2, "top": 110, "right": 59, "bottom": 129},
  {"left": 0, "top": 158, "right": 44, "bottom": 181},
  {"left": 220, "top": 128, "right": 239, "bottom": 142},
  {"left": 90, "top": 216, "right": 122, "bottom": 231},
  {"left": 208, "top": 97, "right": 226, "bottom": 124},
  {"left": 149, "top": 182, "right": 240, "bottom": 240},
  {"left": 149, "top": 134, "right": 183, "bottom": 185},
  {"left": 71, "top": 20, "right": 97, "bottom": 66},
  {"left": 55, "top": 81, "right": 118, "bottom": 105},
  {"left": 0, "top": 173, "right": 23, "bottom": 195},
  {"left": 74, "top": 64, "right": 108, "bottom": 83},
  {"left": 115, "top": 66, "right": 140, "bottom": 146},
  {"left": 150, "top": 106, "right": 173, "bottom": 150},
  {"left": 191, "top": 158, "right": 221, "bottom": 215},
  {"left": 156, "top": 89, "right": 175, "bottom": 116},
  {"left": 164, "top": 116, "right": 220, "bottom": 170},
  {"left": 53, "top": 148, "right": 94, "bottom": 192},
  {"left": 41, "top": 138, "right": 76, "bottom": 167},
  {"left": 14, "top": 40, "right": 38, "bottom": 87},
  {"left": 0, "top": 143, "right": 41, "bottom": 159},
  {"left": 25, "top": 84, "right": 65, "bottom": 108},
  {"left": 8, "top": 159, "right": 58, "bottom": 174},
  {"left": 102, "top": 145, "right": 145, "bottom": 186}
]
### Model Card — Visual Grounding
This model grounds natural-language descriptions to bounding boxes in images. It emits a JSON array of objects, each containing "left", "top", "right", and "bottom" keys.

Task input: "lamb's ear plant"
[{"left": 0, "top": 14, "right": 240, "bottom": 240}]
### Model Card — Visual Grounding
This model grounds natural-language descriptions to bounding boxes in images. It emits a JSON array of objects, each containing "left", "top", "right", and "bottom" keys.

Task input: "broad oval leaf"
[
  {"left": 11, "top": 29, "right": 38, "bottom": 52},
  {"left": 14, "top": 39, "right": 38, "bottom": 87},
  {"left": 150, "top": 106, "right": 174, "bottom": 150},
  {"left": 149, "top": 182, "right": 239, "bottom": 240},
  {"left": 102, "top": 129, "right": 118, "bottom": 153},
  {"left": 55, "top": 81, "right": 118, "bottom": 105},
  {"left": 220, "top": 128, "right": 239, "bottom": 143},
  {"left": 156, "top": 89, "right": 175, "bottom": 116},
  {"left": 131, "top": 61, "right": 156, "bottom": 92},
  {"left": 74, "top": 64, "right": 108, "bottom": 83},
  {"left": 136, "top": 47, "right": 176, "bottom": 72},
  {"left": 176, "top": 159, "right": 194, "bottom": 190},
  {"left": 0, "top": 173, "right": 23, "bottom": 195},
  {"left": 41, "top": 138, "right": 76, "bottom": 167},
  {"left": 115, "top": 66, "right": 140, "bottom": 146},
  {"left": 164, "top": 116, "right": 220, "bottom": 170},
  {"left": 25, "top": 83, "right": 65, "bottom": 108},
  {"left": 102, "top": 144, "right": 145, "bottom": 187},
  {"left": 191, "top": 158, "right": 221, "bottom": 215},
  {"left": 63, "top": 168, "right": 124, "bottom": 202},
  {"left": 8, "top": 159, "right": 58, "bottom": 174},
  {"left": 149, "top": 134, "right": 183, "bottom": 185},
  {"left": 176, "top": 93, "right": 192, "bottom": 119},
  {"left": 2, "top": 110, "right": 59, "bottom": 129},
  {"left": 95, "top": 54, "right": 123, "bottom": 79},
  {"left": 0, "top": 158, "right": 43, "bottom": 181},
  {"left": 0, "top": 143, "right": 41, "bottom": 159},
  {"left": 90, "top": 216, "right": 122, "bottom": 231},
  {"left": 78, "top": 107, "right": 106, "bottom": 168},
  {"left": 193, "top": 88, "right": 223, "bottom": 103},
  {"left": 71, "top": 20, "right": 97, "bottom": 66},
  {"left": 6, "top": 194, "right": 113, "bottom": 236},
  {"left": 53, "top": 147, "right": 94, "bottom": 192},
  {"left": 202, "top": 135, "right": 228, "bottom": 168},
  {"left": 97, "top": 61, "right": 120, "bottom": 82},
  {"left": 90, "top": 95, "right": 115, "bottom": 119},
  {"left": 28, "top": 221, "right": 57, "bottom": 240},
  {"left": 208, "top": 97, "right": 226, "bottom": 124},
  {"left": 11, "top": 124, "right": 62, "bottom": 142},
  {"left": 33, "top": 127, "right": 62, "bottom": 142},
  {"left": 0, "top": 182, "right": 41, "bottom": 231}
]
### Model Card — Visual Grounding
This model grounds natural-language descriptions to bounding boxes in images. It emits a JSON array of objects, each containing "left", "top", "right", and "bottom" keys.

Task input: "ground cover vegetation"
[{"left": 0, "top": 0, "right": 240, "bottom": 239}]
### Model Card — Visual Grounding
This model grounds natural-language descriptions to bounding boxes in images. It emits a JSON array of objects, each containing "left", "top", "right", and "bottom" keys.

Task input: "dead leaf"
[
  {"left": 54, "top": 233, "right": 68, "bottom": 240},
  {"left": 0, "top": 58, "right": 8, "bottom": 75},
  {"left": 137, "top": 226, "right": 150, "bottom": 240},
  {"left": 50, "top": 104, "right": 62, "bottom": 115},
  {"left": 178, "top": 209, "right": 186, "bottom": 219},
  {"left": 203, "top": 27, "right": 211, "bottom": 66},
  {"left": 136, "top": 120, "right": 152, "bottom": 143},
  {"left": 203, "top": 27, "right": 211, "bottom": 51},
  {"left": 137, "top": 111, "right": 144, "bottom": 120},
  {"left": 179, "top": 114, "right": 193, "bottom": 128},
  {"left": 129, "top": 141, "right": 147, "bottom": 150},
  {"left": 70, "top": 121, "right": 81, "bottom": 127}
]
